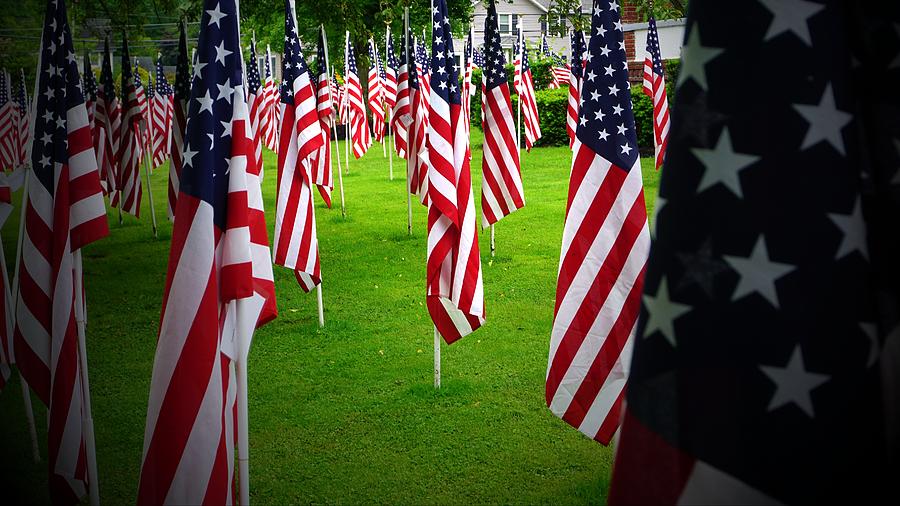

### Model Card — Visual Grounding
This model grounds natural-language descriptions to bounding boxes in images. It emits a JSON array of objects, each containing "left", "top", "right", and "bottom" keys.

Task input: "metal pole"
[
  {"left": 143, "top": 129, "right": 158, "bottom": 238},
  {"left": 405, "top": 7, "right": 412, "bottom": 235},
  {"left": 331, "top": 117, "right": 345, "bottom": 219},
  {"left": 74, "top": 250, "right": 100, "bottom": 506},
  {"left": 236, "top": 351, "right": 250, "bottom": 506},
  {"left": 490, "top": 224, "right": 495, "bottom": 257},
  {"left": 316, "top": 284, "right": 325, "bottom": 328},
  {"left": 434, "top": 326, "right": 441, "bottom": 389}
]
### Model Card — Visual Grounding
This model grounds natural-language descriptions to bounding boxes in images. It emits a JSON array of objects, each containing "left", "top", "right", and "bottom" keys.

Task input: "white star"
[
  {"left": 793, "top": 83, "right": 852, "bottom": 155},
  {"left": 593, "top": 5, "right": 602, "bottom": 16},
  {"left": 193, "top": 61, "right": 207, "bottom": 80},
  {"left": 196, "top": 89, "right": 214, "bottom": 115},
  {"left": 723, "top": 236, "right": 795, "bottom": 308},
  {"left": 612, "top": 104, "right": 623, "bottom": 115},
  {"left": 691, "top": 127, "right": 760, "bottom": 198},
  {"left": 215, "top": 41, "right": 233, "bottom": 66},
  {"left": 603, "top": 64, "right": 615, "bottom": 76},
  {"left": 618, "top": 40, "right": 626, "bottom": 51},
  {"left": 44, "top": 87, "right": 54, "bottom": 100},
  {"left": 859, "top": 322, "right": 879, "bottom": 368},
  {"left": 216, "top": 78, "right": 234, "bottom": 104},
  {"left": 757, "top": 0, "right": 824, "bottom": 47},
  {"left": 617, "top": 123, "right": 627, "bottom": 135},
  {"left": 207, "top": 2, "right": 227, "bottom": 28},
  {"left": 590, "top": 89, "right": 600, "bottom": 101},
  {"left": 43, "top": 110, "right": 53, "bottom": 123},
  {"left": 207, "top": 133, "right": 215, "bottom": 149},
  {"left": 586, "top": 70, "right": 597, "bottom": 82},
  {"left": 760, "top": 346, "right": 829, "bottom": 417},
  {"left": 827, "top": 197, "right": 868, "bottom": 260},
  {"left": 585, "top": 51, "right": 594, "bottom": 62},
  {"left": 599, "top": 45, "right": 611, "bottom": 57},
  {"left": 220, "top": 120, "right": 232, "bottom": 137},
  {"left": 608, "top": 84, "right": 619, "bottom": 95},
  {"left": 677, "top": 25, "right": 724, "bottom": 91},
  {"left": 439, "top": 80, "right": 447, "bottom": 89},
  {"left": 579, "top": 116, "right": 587, "bottom": 126},
  {"left": 596, "top": 25, "right": 607, "bottom": 37},
  {"left": 56, "top": 116, "right": 65, "bottom": 129},
  {"left": 182, "top": 144, "right": 197, "bottom": 167},
  {"left": 41, "top": 131, "right": 52, "bottom": 145},
  {"left": 598, "top": 129, "right": 609, "bottom": 141},
  {"left": 620, "top": 143, "right": 633, "bottom": 155},
  {"left": 66, "top": 51, "right": 76, "bottom": 65},
  {"left": 40, "top": 155, "right": 50, "bottom": 168},
  {"left": 594, "top": 109, "right": 605, "bottom": 121},
  {"left": 643, "top": 277, "right": 691, "bottom": 347}
]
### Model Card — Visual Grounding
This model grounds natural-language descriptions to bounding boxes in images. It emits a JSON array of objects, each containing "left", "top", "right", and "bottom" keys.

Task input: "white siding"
[{"left": 630, "top": 19, "right": 686, "bottom": 62}]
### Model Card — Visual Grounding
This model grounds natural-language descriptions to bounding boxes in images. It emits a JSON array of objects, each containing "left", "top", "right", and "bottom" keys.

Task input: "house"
[{"left": 466, "top": 0, "right": 685, "bottom": 83}]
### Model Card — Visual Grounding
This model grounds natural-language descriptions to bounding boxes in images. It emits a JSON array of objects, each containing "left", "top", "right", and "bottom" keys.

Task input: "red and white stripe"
[
  {"left": 14, "top": 42, "right": 109, "bottom": 505},
  {"left": 151, "top": 90, "right": 173, "bottom": 169},
  {"left": 546, "top": 138, "right": 650, "bottom": 444},
  {"left": 260, "top": 45, "right": 279, "bottom": 153},
  {"left": 0, "top": 71, "right": 16, "bottom": 170},
  {"left": 551, "top": 65, "right": 570, "bottom": 89},
  {"left": 368, "top": 40, "right": 385, "bottom": 144},
  {"left": 118, "top": 59, "right": 144, "bottom": 218},
  {"left": 643, "top": 59, "right": 670, "bottom": 170},
  {"left": 95, "top": 60, "right": 120, "bottom": 200},
  {"left": 515, "top": 53, "right": 541, "bottom": 150},
  {"left": 346, "top": 38, "right": 370, "bottom": 159},
  {"left": 566, "top": 63, "right": 581, "bottom": 148},
  {"left": 310, "top": 55, "right": 334, "bottom": 207},
  {"left": 15, "top": 70, "right": 30, "bottom": 169},
  {"left": 392, "top": 58, "right": 410, "bottom": 159},
  {"left": 480, "top": 75, "right": 524, "bottom": 228},
  {"left": 168, "top": 96, "right": 187, "bottom": 222}
]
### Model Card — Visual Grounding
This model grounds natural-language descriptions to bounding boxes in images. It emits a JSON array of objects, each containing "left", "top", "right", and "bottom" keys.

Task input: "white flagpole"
[
  {"left": 236, "top": 350, "right": 250, "bottom": 506},
  {"left": 490, "top": 225, "right": 495, "bottom": 257},
  {"left": 143, "top": 127, "right": 159, "bottom": 238},
  {"left": 434, "top": 326, "right": 441, "bottom": 388},
  {"left": 9, "top": 173, "right": 40, "bottom": 463},
  {"left": 316, "top": 285, "right": 325, "bottom": 328},
  {"left": 73, "top": 250, "right": 100, "bottom": 506},
  {"left": 332, "top": 117, "right": 346, "bottom": 218}
]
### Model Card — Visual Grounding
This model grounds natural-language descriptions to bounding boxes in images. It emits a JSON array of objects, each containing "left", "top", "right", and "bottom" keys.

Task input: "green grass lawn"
[{"left": 0, "top": 131, "right": 660, "bottom": 505}]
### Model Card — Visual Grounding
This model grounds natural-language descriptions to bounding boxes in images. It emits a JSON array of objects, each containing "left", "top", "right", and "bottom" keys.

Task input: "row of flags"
[{"left": 0, "top": 69, "right": 31, "bottom": 171}]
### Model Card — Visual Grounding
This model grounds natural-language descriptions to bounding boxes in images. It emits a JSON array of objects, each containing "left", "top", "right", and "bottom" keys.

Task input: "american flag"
[
  {"left": 461, "top": 29, "right": 476, "bottom": 139},
  {"left": 333, "top": 70, "right": 346, "bottom": 124},
  {"left": 247, "top": 40, "right": 266, "bottom": 179},
  {"left": 15, "top": 69, "right": 30, "bottom": 168},
  {"left": 260, "top": 44, "right": 279, "bottom": 153},
  {"left": 96, "top": 37, "right": 121, "bottom": 201},
  {"left": 480, "top": 0, "right": 524, "bottom": 228},
  {"left": 134, "top": 62, "right": 150, "bottom": 150},
  {"left": 151, "top": 54, "right": 174, "bottom": 168},
  {"left": 168, "top": 22, "right": 190, "bottom": 221},
  {"left": 642, "top": 15, "right": 670, "bottom": 170},
  {"left": 383, "top": 31, "right": 399, "bottom": 123},
  {"left": 515, "top": 29, "right": 541, "bottom": 151},
  {"left": 426, "top": 0, "right": 485, "bottom": 344},
  {"left": 138, "top": 0, "right": 276, "bottom": 501},
  {"left": 408, "top": 33, "right": 429, "bottom": 205},
  {"left": 541, "top": 34, "right": 561, "bottom": 89},
  {"left": 345, "top": 35, "right": 370, "bottom": 159},
  {"left": 610, "top": 1, "right": 899, "bottom": 503},
  {"left": 309, "top": 26, "right": 334, "bottom": 207},
  {"left": 546, "top": 0, "right": 650, "bottom": 445},
  {"left": 368, "top": 38, "right": 385, "bottom": 144},
  {"left": 392, "top": 29, "right": 411, "bottom": 160},
  {"left": 274, "top": 0, "right": 324, "bottom": 293},
  {"left": 83, "top": 53, "right": 97, "bottom": 135},
  {"left": 0, "top": 70, "right": 16, "bottom": 169},
  {"left": 566, "top": 29, "right": 586, "bottom": 147},
  {"left": 13, "top": 0, "right": 109, "bottom": 501},
  {"left": 118, "top": 38, "right": 144, "bottom": 218},
  {"left": 415, "top": 37, "right": 431, "bottom": 104},
  {"left": 473, "top": 46, "right": 485, "bottom": 68}
]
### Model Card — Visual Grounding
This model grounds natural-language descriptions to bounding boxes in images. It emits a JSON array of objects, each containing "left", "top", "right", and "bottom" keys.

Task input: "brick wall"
[{"left": 622, "top": 0, "right": 642, "bottom": 85}]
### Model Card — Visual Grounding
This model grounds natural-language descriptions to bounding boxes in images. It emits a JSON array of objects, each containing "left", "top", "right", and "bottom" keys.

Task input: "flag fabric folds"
[
  {"left": 368, "top": 38, "right": 385, "bottom": 144},
  {"left": 138, "top": 0, "right": 276, "bottom": 501},
  {"left": 152, "top": 54, "right": 174, "bottom": 168},
  {"left": 0, "top": 71, "right": 16, "bottom": 170},
  {"left": 346, "top": 37, "right": 370, "bottom": 159},
  {"left": 13, "top": 0, "right": 109, "bottom": 501},
  {"left": 273, "top": 0, "right": 324, "bottom": 293},
  {"left": 247, "top": 41, "right": 265, "bottom": 178},
  {"left": 168, "top": 24, "right": 190, "bottom": 221},
  {"left": 309, "top": 26, "right": 334, "bottom": 207},
  {"left": 14, "top": 69, "right": 31, "bottom": 168},
  {"left": 383, "top": 31, "right": 399, "bottom": 126},
  {"left": 408, "top": 35, "right": 429, "bottom": 205},
  {"left": 609, "top": 2, "right": 899, "bottom": 504},
  {"left": 260, "top": 44, "right": 279, "bottom": 153},
  {"left": 117, "top": 36, "right": 144, "bottom": 217},
  {"left": 95, "top": 38, "right": 121, "bottom": 201},
  {"left": 566, "top": 29, "right": 585, "bottom": 148},
  {"left": 641, "top": 15, "right": 670, "bottom": 171},
  {"left": 480, "top": 0, "right": 524, "bottom": 228},
  {"left": 393, "top": 31, "right": 411, "bottom": 160},
  {"left": 426, "top": 0, "right": 485, "bottom": 344},
  {"left": 515, "top": 30, "right": 541, "bottom": 151},
  {"left": 546, "top": 0, "right": 650, "bottom": 445}
]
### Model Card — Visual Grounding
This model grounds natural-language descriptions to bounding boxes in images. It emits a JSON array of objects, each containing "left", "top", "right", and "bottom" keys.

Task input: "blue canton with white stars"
[
  {"left": 0, "top": 73, "right": 8, "bottom": 109},
  {"left": 415, "top": 40, "right": 429, "bottom": 72},
  {"left": 247, "top": 42, "right": 261, "bottom": 95},
  {"left": 83, "top": 55, "right": 98, "bottom": 102},
  {"left": 157, "top": 55, "right": 172, "bottom": 96},
  {"left": 100, "top": 38, "right": 116, "bottom": 101},
  {"left": 473, "top": 46, "right": 485, "bottom": 68},
  {"left": 316, "top": 31, "right": 328, "bottom": 81},
  {"left": 483, "top": 0, "right": 509, "bottom": 91},
  {"left": 386, "top": 36, "right": 398, "bottom": 73},
  {"left": 430, "top": 0, "right": 460, "bottom": 106},
  {"left": 179, "top": 0, "right": 244, "bottom": 229},
  {"left": 281, "top": 0, "right": 311, "bottom": 106},
  {"left": 570, "top": 30, "right": 586, "bottom": 80},
  {"left": 405, "top": 32, "right": 420, "bottom": 92},
  {"left": 576, "top": 0, "right": 638, "bottom": 170},
  {"left": 174, "top": 24, "right": 191, "bottom": 101},
  {"left": 646, "top": 16, "right": 664, "bottom": 76},
  {"left": 31, "top": 0, "right": 86, "bottom": 192},
  {"left": 16, "top": 70, "right": 28, "bottom": 111}
]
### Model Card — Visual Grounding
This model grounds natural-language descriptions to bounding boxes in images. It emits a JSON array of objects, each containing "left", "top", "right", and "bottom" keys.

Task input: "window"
[
  {"left": 498, "top": 13, "right": 519, "bottom": 35},
  {"left": 541, "top": 14, "right": 565, "bottom": 36}
]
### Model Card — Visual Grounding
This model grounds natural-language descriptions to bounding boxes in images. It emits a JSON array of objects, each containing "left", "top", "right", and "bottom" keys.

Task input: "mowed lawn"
[{"left": 0, "top": 130, "right": 660, "bottom": 505}]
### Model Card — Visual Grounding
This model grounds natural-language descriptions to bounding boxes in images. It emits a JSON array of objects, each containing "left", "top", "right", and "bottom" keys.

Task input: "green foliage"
[
  {"left": 509, "top": 88, "right": 569, "bottom": 149},
  {"left": 631, "top": 85, "right": 654, "bottom": 150},
  {"left": 664, "top": 58, "right": 681, "bottom": 95}
]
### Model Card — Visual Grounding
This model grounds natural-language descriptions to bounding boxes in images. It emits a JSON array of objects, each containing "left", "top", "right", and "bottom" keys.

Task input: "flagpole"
[
  {"left": 9, "top": 174, "right": 40, "bottom": 463},
  {"left": 74, "top": 250, "right": 100, "bottom": 506},
  {"left": 434, "top": 326, "right": 441, "bottom": 388},
  {"left": 405, "top": 7, "right": 412, "bottom": 236},
  {"left": 236, "top": 348, "right": 250, "bottom": 506},
  {"left": 490, "top": 225, "right": 495, "bottom": 257},
  {"left": 316, "top": 284, "right": 325, "bottom": 328},
  {"left": 331, "top": 117, "right": 346, "bottom": 219}
]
